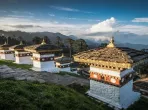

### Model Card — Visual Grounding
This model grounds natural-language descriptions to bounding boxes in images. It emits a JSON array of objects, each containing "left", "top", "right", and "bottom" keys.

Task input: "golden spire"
[
  {"left": 41, "top": 38, "right": 46, "bottom": 45},
  {"left": 4, "top": 41, "right": 7, "bottom": 45},
  {"left": 61, "top": 53, "right": 65, "bottom": 57},
  {"left": 107, "top": 37, "right": 115, "bottom": 48},
  {"left": 20, "top": 41, "right": 23, "bottom": 45}
]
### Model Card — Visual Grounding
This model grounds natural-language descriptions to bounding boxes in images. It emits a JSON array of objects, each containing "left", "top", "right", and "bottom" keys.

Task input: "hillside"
[
  {"left": 0, "top": 79, "right": 148, "bottom": 110},
  {"left": 0, "top": 79, "right": 111, "bottom": 110},
  {"left": 1, "top": 30, "right": 148, "bottom": 50},
  {"left": 0, "top": 30, "right": 75, "bottom": 43}
]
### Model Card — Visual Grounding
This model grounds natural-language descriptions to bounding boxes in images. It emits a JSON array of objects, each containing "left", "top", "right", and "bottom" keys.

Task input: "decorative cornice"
[{"left": 74, "top": 57, "right": 132, "bottom": 71}]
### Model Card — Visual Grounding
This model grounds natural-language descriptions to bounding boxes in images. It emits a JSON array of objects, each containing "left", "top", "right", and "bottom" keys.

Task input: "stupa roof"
[
  {"left": 0, "top": 42, "right": 11, "bottom": 50},
  {"left": 55, "top": 53, "right": 72, "bottom": 64},
  {"left": 24, "top": 39, "right": 62, "bottom": 53},
  {"left": 73, "top": 37, "right": 148, "bottom": 69},
  {"left": 9, "top": 41, "right": 26, "bottom": 51}
]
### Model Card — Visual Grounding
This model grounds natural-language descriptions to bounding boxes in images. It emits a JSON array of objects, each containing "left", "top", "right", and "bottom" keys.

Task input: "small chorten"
[
  {"left": 24, "top": 39, "right": 62, "bottom": 72},
  {"left": 9, "top": 41, "right": 32, "bottom": 64},
  {"left": 61, "top": 53, "right": 64, "bottom": 57},
  {"left": 4, "top": 41, "right": 7, "bottom": 45},
  {"left": 55, "top": 53, "right": 73, "bottom": 73},
  {"left": 20, "top": 40, "right": 23, "bottom": 45},
  {"left": 0, "top": 40, "right": 14, "bottom": 61},
  {"left": 41, "top": 38, "right": 46, "bottom": 45},
  {"left": 107, "top": 37, "right": 115, "bottom": 48}
]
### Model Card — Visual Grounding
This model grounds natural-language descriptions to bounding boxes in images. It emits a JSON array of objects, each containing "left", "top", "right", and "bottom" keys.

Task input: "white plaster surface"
[
  {"left": 119, "top": 80, "right": 140, "bottom": 108},
  {"left": 57, "top": 67, "right": 71, "bottom": 72},
  {"left": 0, "top": 50, "right": 14, "bottom": 61},
  {"left": 15, "top": 56, "right": 32, "bottom": 64},
  {"left": 32, "top": 53, "right": 57, "bottom": 72},
  {"left": 88, "top": 80, "right": 140, "bottom": 109},
  {"left": 32, "top": 60, "right": 58, "bottom": 73},
  {"left": 14, "top": 51, "right": 32, "bottom": 64}
]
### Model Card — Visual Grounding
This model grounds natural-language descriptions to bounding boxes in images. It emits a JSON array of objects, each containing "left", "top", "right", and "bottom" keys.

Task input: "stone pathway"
[{"left": 0, "top": 65, "right": 89, "bottom": 86}]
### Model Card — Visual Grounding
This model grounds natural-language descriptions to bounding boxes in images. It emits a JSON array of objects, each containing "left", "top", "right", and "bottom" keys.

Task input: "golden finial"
[
  {"left": 107, "top": 37, "right": 115, "bottom": 48},
  {"left": 61, "top": 53, "right": 64, "bottom": 57},
  {"left": 4, "top": 41, "right": 7, "bottom": 45},
  {"left": 41, "top": 38, "right": 46, "bottom": 45},
  {"left": 20, "top": 41, "right": 23, "bottom": 45}
]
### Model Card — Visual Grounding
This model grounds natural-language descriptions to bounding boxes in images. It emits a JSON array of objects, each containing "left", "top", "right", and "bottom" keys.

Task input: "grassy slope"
[
  {"left": 128, "top": 97, "right": 148, "bottom": 110},
  {"left": 0, "top": 60, "right": 148, "bottom": 110},
  {"left": 0, "top": 60, "right": 31, "bottom": 70},
  {"left": 0, "top": 79, "right": 112, "bottom": 110}
]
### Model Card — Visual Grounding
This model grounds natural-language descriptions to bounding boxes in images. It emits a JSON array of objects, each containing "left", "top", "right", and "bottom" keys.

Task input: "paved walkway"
[{"left": 0, "top": 65, "right": 89, "bottom": 86}]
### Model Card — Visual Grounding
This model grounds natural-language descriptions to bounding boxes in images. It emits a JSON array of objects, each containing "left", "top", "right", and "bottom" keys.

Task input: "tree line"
[
  {"left": 32, "top": 36, "right": 88, "bottom": 56},
  {"left": 0, "top": 35, "right": 88, "bottom": 56}
]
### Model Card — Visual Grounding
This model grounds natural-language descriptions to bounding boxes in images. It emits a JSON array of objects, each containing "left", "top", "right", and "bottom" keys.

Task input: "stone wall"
[{"left": 90, "top": 80, "right": 120, "bottom": 103}]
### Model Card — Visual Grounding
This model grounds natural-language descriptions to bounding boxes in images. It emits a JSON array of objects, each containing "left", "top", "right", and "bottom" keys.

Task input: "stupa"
[
  {"left": 10, "top": 41, "right": 32, "bottom": 64},
  {"left": 0, "top": 41, "right": 14, "bottom": 61},
  {"left": 24, "top": 39, "right": 62, "bottom": 72},
  {"left": 73, "top": 37, "right": 148, "bottom": 109},
  {"left": 55, "top": 53, "right": 72, "bottom": 72}
]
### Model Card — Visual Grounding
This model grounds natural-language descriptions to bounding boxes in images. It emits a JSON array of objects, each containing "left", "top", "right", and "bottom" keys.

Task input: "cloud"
[
  {"left": 7, "top": 15, "right": 34, "bottom": 18},
  {"left": 0, "top": 10, "right": 7, "bottom": 13},
  {"left": 4, "top": 25, "right": 42, "bottom": 29},
  {"left": 61, "top": 17, "right": 100, "bottom": 22},
  {"left": 118, "top": 25, "right": 148, "bottom": 35},
  {"left": 11, "top": 10, "right": 34, "bottom": 15},
  {"left": 87, "top": 17, "right": 116, "bottom": 33},
  {"left": 48, "top": 13, "right": 55, "bottom": 17},
  {"left": 84, "top": 17, "right": 148, "bottom": 44},
  {"left": 86, "top": 17, "right": 148, "bottom": 35},
  {"left": 132, "top": 18, "right": 148, "bottom": 22},
  {"left": 0, "top": 16, "right": 89, "bottom": 35},
  {"left": 50, "top": 6, "right": 79, "bottom": 12},
  {"left": 50, "top": 6, "right": 95, "bottom": 14},
  {"left": 23, "top": 11, "right": 34, "bottom": 15}
]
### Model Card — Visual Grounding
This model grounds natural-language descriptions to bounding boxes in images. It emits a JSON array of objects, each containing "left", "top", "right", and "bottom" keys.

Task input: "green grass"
[
  {"left": 0, "top": 60, "right": 32, "bottom": 70},
  {"left": 128, "top": 97, "right": 148, "bottom": 110},
  {"left": 0, "top": 79, "right": 112, "bottom": 110},
  {"left": 0, "top": 79, "right": 148, "bottom": 110},
  {"left": 68, "top": 83, "right": 89, "bottom": 94},
  {"left": 0, "top": 60, "right": 148, "bottom": 110}
]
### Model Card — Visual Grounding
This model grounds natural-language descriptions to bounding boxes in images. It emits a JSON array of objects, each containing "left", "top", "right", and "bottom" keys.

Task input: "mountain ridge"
[{"left": 0, "top": 30, "right": 148, "bottom": 50}]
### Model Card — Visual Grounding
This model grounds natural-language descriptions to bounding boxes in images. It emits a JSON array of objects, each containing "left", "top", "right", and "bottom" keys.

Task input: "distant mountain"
[
  {"left": 117, "top": 43, "right": 148, "bottom": 50},
  {"left": 0, "top": 30, "right": 148, "bottom": 50},
  {"left": 0, "top": 30, "right": 71, "bottom": 44}
]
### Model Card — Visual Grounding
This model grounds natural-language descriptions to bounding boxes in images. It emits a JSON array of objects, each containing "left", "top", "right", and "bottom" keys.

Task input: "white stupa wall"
[
  {"left": 15, "top": 51, "right": 32, "bottom": 64},
  {"left": 56, "top": 62, "right": 77, "bottom": 73},
  {"left": 90, "top": 66, "right": 134, "bottom": 78},
  {"left": 88, "top": 67, "right": 140, "bottom": 109},
  {"left": 57, "top": 67, "right": 71, "bottom": 72},
  {"left": 15, "top": 56, "right": 32, "bottom": 64},
  {"left": 89, "top": 80, "right": 120, "bottom": 102},
  {"left": 119, "top": 80, "right": 140, "bottom": 108},
  {"left": 33, "top": 60, "right": 41, "bottom": 68},
  {"left": 32, "top": 53, "right": 58, "bottom": 72},
  {"left": 41, "top": 61, "right": 57, "bottom": 72},
  {"left": 0, "top": 50, "right": 14, "bottom": 61}
]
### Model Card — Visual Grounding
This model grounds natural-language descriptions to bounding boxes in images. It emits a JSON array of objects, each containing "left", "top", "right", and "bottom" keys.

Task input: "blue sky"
[{"left": 0, "top": 0, "right": 148, "bottom": 44}]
